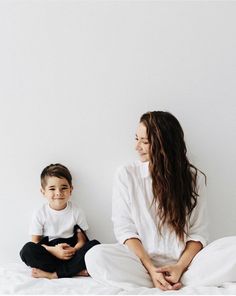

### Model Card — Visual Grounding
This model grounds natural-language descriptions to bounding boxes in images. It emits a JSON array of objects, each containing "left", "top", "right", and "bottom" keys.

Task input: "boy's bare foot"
[
  {"left": 32, "top": 268, "right": 58, "bottom": 279},
  {"left": 77, "top": 269, "right": 89, "bottom": 277}
]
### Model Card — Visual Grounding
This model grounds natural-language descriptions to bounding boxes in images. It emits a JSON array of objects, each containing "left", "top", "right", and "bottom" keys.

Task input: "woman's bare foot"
[
  {"left": 77, "top": 269, "right": 89, "bottom": 277},
  {"left": 32, "top": 268, "right": 58, "bottom": 279}
]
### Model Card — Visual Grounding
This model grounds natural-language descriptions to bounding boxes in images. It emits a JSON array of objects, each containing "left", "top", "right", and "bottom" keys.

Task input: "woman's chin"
[{"left": 139, "top": 156, "right": 149, "bottom": 162}]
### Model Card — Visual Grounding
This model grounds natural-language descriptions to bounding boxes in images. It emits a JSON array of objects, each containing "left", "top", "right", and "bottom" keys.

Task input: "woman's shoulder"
[
  {"left": 115, "top": 160, "right": 138, "bottom": 171},
  {"left": 115, "top": 160, "right": 147, "bottom": 179}
]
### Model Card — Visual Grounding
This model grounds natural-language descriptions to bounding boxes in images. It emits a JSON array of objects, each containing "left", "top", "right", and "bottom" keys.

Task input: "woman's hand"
[
  {"left": 148, "top": 266, "right": 182, "bottom": 291},
  {"left": 155, "top": 263, "right": 185, "bottom": 286}
]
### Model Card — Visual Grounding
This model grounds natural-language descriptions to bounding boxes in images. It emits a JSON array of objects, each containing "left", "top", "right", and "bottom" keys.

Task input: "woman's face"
[{"left": 135, "top": 122, "right": 150, "bottom": 162}]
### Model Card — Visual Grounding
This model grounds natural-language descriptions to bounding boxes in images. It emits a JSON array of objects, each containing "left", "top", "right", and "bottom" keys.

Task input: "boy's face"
[{"left": 41, "top": 176, "right": 73, "bottom": 210}]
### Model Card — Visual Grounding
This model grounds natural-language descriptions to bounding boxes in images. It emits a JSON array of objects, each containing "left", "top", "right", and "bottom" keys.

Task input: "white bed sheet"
[{"left": 0, "top": 263, "right": 236, "bottom": 295}]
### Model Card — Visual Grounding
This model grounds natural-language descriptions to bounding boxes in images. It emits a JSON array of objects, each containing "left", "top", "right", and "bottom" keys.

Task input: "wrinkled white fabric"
[
  {"left": 112, "top": 161, "right": 208, "bottom": 264},
  {"left": 85, "top": 243, "right": 153, "bottom": 289},
  {"left": 1, "top": 262, "right": 236, "bottom": 294},
  {"left": 86, "top": 237, "right": 236, "bottom": 289},
  {"left": 86, "top": 161, "right": 236, "bottom": 289},
  {"left": 182, "top": 236, "right": 236, "bottom": 286}
]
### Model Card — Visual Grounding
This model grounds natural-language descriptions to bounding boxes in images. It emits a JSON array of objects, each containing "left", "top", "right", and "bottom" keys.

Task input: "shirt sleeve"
[
  {"left": 112, "top": 166, "right": 141, "bottom": 244},
  {"left": 29, "top": 209, "right": 43, "bottom": 236},
  {"left": 186, "top": 174, "right": 209, "bottom": 247},
  {"left": 76, "top": 207, "right": 89, "bottom": 231}
]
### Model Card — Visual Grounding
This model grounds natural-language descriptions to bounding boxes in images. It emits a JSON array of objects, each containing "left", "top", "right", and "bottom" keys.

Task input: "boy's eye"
[{"left": 49, "top": 188, "right": 55, "bottom": 191}]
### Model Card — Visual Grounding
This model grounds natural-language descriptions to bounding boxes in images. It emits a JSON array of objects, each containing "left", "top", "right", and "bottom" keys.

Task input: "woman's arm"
[
  {"left": 156, "top": 240, "right": 202, "bottom": 284},
  {"left": 125, "top": 238, "right": 154, "bottom": 271},
  {"left": 177, "top": 240, "right": 202, "bottom": 271},
  {"left": 125, "top": 238, "right": 180, "bottom": 291}
]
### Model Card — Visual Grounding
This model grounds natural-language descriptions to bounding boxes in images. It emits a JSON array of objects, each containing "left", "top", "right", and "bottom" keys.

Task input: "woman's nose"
[{"left": 135, "top": 141, "right": 141, "bottom": 151}]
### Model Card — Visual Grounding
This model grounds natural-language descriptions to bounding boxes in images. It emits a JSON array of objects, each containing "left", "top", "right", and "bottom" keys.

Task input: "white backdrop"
[{"left": 0, "top": 0, "right": 235, "bottom": 264}]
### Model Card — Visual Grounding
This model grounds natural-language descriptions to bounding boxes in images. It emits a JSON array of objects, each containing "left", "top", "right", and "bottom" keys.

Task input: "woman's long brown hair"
[{"left": 140, "top": 111, "right": 206, "bottom": 241}]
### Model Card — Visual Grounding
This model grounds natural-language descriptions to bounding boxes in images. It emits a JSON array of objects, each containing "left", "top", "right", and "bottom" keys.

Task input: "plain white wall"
[{"left": 0, "top": 0, "right": 235, "bottom": 264}]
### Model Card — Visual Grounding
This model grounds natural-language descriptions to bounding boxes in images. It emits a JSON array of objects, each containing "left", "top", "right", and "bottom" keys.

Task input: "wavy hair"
[{"left": 140, "top": 111, "right": 206, "bottom": 241}]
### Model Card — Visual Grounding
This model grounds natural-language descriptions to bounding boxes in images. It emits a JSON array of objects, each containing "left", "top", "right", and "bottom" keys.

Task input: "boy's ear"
[
  {"left": 40, "top": 187, "right": 45, "bottom": 195},
  {"left": 70, "top": 186, "right": 73, "bottom": 194}
]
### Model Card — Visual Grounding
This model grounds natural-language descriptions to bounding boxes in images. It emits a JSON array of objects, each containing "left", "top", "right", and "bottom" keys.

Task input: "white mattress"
[{"left": 1, "top": 263, "right": 236, "bottom": 295}]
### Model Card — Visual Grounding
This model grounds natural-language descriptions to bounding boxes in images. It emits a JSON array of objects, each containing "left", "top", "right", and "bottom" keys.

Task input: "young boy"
[{"left": 20, "top": 163, "right": 99, "bottom": 279}]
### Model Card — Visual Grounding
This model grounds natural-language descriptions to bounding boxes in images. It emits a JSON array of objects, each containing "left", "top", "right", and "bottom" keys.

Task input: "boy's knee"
[
  {"left": 89, "top": 239, "right": 100, "bottom": 247},
  {"left": 20, "top": 242, "right": 36, "bottom": 262},
  {"left": 83, "top": 239, "right": 100, "bottom": 255}
]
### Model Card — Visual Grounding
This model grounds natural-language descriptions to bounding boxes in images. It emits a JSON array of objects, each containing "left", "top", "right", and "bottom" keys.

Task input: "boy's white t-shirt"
[{"left": 29, "top": 201, "right": 89, "bottom": 241}]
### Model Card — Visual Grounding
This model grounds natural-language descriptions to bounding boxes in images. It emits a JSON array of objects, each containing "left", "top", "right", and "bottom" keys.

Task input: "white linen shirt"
[{"left": 112, "top": 161, "right": 208, "bottom": 264}]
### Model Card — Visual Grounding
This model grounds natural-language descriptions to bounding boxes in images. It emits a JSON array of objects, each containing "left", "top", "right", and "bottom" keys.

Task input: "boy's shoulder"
[
  {"left": 32, "top": 201, "right": 84, "bottom": 217},
  {"left": 69, "top": 201, "right": 84, "bottom": 215},
  {"left": 32, "top": 203, "right": 48, "bottom": 217}
]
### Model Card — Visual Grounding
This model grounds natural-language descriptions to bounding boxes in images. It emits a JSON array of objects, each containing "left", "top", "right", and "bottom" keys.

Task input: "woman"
[{"left": 85, "top": 111, "right": 236, "bottom": 290}]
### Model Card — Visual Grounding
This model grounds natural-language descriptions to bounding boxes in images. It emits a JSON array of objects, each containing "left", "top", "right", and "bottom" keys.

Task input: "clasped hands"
[
  {"left": 51, "top": 243, "right": 76, "bottom": 260},
  {"left": 149, "top": 263, "right": 185, "bottom": 291}
]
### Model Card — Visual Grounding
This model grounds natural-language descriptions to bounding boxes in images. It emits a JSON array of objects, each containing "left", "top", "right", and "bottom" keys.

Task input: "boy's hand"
[{"left": 53, "top": 243, "right": 76, "bottom": 260}]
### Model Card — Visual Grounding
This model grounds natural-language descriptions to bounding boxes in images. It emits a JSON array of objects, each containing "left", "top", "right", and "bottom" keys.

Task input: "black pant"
[{"left": 20, "top": 229, "right": 100, "bottom": 278}]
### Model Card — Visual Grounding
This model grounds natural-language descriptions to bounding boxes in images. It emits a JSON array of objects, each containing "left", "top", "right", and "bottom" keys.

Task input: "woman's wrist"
[
  {"left": 140, "top": 256, "right": 156, "bottom": 273},
  {"left": 175, "top": 261, "right": 188, "bottom": 273}
]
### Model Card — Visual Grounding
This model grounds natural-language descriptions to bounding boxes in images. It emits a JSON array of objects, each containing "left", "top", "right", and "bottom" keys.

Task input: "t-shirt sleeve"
[
  {"left": 76, "top": 207, "right": 89, "bottom": 231},
  {"left": 186, "top": 174, "right": 209, "bottom": 247},
  {"left": 29, "top": 209, "right": 43, "bottom": 236},
  {"left": 112, "top": 166, "right": 141, "bottom": 244}
]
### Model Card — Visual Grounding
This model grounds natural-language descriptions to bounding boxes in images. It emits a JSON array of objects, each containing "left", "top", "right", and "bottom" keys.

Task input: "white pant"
[{"left": 85, "top": 236, "right": 236, "bottom": 290}]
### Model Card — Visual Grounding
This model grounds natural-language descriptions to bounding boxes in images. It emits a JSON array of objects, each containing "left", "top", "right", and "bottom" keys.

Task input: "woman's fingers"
[
  {"left": 154, "top": 273, "right": 173, "bottom": 290},
  {"left": 172, "top": 282, "right": 182, "bottom": 290},
  {"left": 156, "top": 266, "right": 172, "bottom": 274},
  {"left": 151, "top": 268, "right": 182, "bottom": 291}
]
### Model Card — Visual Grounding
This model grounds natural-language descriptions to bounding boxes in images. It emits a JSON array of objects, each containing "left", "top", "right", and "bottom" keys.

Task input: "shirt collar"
[{"left": 140, "top": 161, "right": 150, "bottom": 178}]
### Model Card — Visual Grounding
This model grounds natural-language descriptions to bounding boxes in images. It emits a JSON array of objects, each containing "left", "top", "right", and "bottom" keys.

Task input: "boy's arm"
[
  {"left": 31, "top": 235, "right": 42, "bottom": 243},
  {"left": 42, "top": 243, "right": 75, "bottom": 260},
  {"left": 73, "top": 231, "right": 87, "bottom": 251},
  {"left": 31, "top": 235, "right": 75, "bottom": 260}
]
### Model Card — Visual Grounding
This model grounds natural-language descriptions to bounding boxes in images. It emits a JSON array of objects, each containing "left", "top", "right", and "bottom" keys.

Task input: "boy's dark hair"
[{"left": 41, "top": 163, "right": 72, "bottom": 189}]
